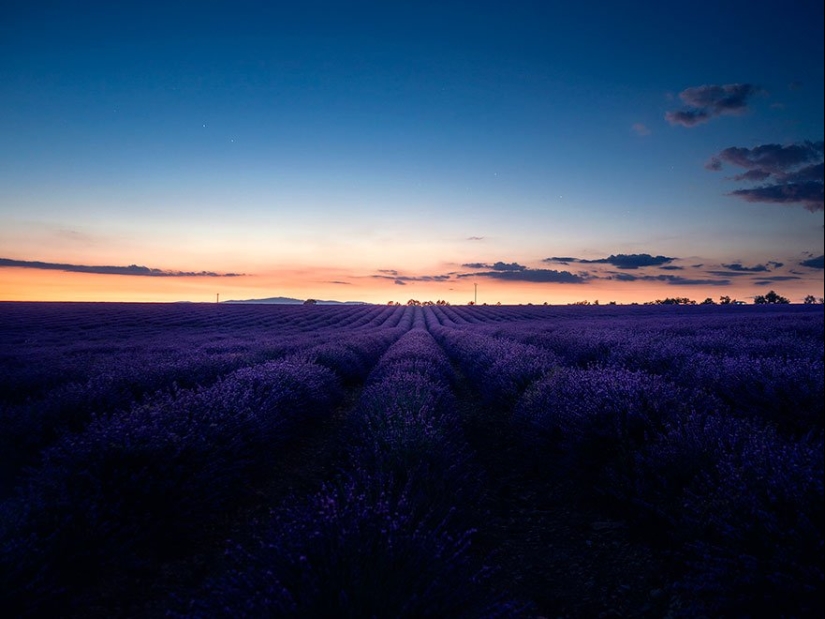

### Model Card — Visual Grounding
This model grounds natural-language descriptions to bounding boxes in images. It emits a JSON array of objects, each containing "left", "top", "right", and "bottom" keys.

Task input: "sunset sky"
[{"left": 1, "top": 0, "right": 823, "bottom": 304}]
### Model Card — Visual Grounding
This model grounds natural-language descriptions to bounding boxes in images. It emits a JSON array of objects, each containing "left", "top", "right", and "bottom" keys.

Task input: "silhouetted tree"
[
  {"left": 303, "top": 299, "right": 317, "bottom": 305},
  {"left": 701, "top": 297, "right": 716, "bottom": 305},
  {"left": 719, "top": 295, "right": 733, "bottom": 305},
  {"left": 655, "top": 297, "right": 696, "bottom": 305},
  {"left": 803, "top": 295, "right": 818, "bottom": 304},
  {"left": 754, "top": 290, "right": 790, "bottom": 304}
]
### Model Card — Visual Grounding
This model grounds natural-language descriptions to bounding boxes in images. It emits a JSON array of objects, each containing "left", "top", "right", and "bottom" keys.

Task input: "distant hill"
[{"left": 221, "top": 296, "right": 366, "bottom": 305}]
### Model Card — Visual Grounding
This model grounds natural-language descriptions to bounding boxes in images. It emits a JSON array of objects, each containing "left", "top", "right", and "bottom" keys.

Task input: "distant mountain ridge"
[{"left": 221, "top": 296, "right": 366, "bottom": 305}]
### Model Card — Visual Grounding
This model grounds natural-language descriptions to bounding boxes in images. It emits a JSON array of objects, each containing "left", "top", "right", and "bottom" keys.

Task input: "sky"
[{"left": 1, "top": 0, "right": 823, "bottom": 304}]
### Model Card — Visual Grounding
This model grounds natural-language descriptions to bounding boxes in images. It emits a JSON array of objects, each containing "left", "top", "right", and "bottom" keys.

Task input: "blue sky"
[{"left": 1, "top": 0, "right": 822, "bottom": 303}]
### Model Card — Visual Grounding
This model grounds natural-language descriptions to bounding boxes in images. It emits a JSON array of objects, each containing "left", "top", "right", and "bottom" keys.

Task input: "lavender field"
[{"left": 1, "top": 302, "right": 822, "bottom": 618}]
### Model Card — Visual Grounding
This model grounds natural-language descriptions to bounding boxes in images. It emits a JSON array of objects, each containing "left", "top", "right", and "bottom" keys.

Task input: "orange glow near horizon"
[{"left": 2, "top": 265, "right": 821, "bottom": 305}]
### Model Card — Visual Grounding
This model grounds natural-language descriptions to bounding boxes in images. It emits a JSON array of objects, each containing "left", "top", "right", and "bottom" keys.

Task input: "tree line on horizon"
[{"left": 382, "top": 290, "right": 823, "bottom": 307}]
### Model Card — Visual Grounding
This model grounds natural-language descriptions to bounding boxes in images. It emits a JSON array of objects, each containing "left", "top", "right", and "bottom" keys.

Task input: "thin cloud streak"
[
  {"left": 0, "top": 258, "right": 243, "bottom": 277},
  {"left": 458, "top": 269, "right": 587, "bottom": 284},
  {"left": 666, "top": 83, "right": 760, "bottom": 127},
  {"left": 544, "top": 253, "right": 676, "bottom": 269}
]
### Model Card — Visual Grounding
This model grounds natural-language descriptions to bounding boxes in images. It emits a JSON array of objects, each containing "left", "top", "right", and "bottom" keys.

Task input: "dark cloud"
[
  {"left": 665, "top": 109, "right": 711, "bottom": 127},
  {"left": 544, "top": 254, "right": 675, "bottom": 269},
  {"left": 459, "top": 269, "right": 587, "bottom": 284},
  {"left": 710, "top": 141, "right": 823, "bottom": 173},
  {"left": 394, "top": 279, "right": 407, "bottom": 286},
  {"left": 664, "top": 276, "right": 731, "bottom": 286},
  {"left": 705, "top": 270, "right": 756, "bottom": 277},
  {"left": 666, "top": 83, "right": 759, "bottom": 127},
  {"left": 377, "top": 269, "right": 399, "bottom": 276},
  {"left": 491, "top": 261, "right": 526, "bottom": 272},
  {"left": 582, "top": 254, "right": 676, "bottom": 269},
  {"left": 604, "top": 272, "right": 731, "bottom": 286},
  {"left": 461, "top": 261, "right": 526, "bottom": 271},
  {"left": 729, "top": 181, "right": 823, "bottom": 212},
  {"left": 608, "top": 272, "right": 640, "bottom": 282},
  {"left": 732, "top": 169, "right": 772, "bottom": 182},
  {"left": 659, "top": 265, "right": 684, "bottom": 270},
  {"left": 704, "top": 158, "right": 723, "bottom": 171},
  {"left": 0, "top": 258, "right": 242, "bottom": 277},
  {"left": 721, "top": 263, "right": 770, "bottom": 272},
  {"left": 800, "top": 255, "right": 824, "bottom": 269},
  {"left": 784, "top": 162, "right": 825, "bottom": 183},
  {"left": 327, "top": 280, "right": 351, "bottom": 285},
  {"left": 752, "top": 276, "right": 802, "bottom": 285},
  {"left": 543, "top": 256, "right": 576, "bottom": 265},
  {"left": 467, "top": 236, "right": 484, "bottom": 241},
  {"left": 707, "top": 141, "right": 824, "bottom": 212}
]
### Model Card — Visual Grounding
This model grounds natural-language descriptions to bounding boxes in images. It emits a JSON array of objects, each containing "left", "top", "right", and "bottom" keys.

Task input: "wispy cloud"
[
  {"left": 753, "top": 276, "right": 802, "bottom": 285},
  {"left": 720, "top": 262, "right": 770, "bottom": 272},
  {"left": 467, "top": 236, "right": 484, "bottom": 241},
  {"left": 545, "top": 253, "right": 676, "bottom": 269},
  {"left": 0, "top": 258, "right": 243, "bottom": 277},
  {"left": 605, "top": 272, "right": 731, "bottom": 286},
  {"left": 632, "top": 123, "right": 651, "bottom": 136},
  {"left": 706, "top": 141, "right": 824, "bottom": 212},
  {"left": 373, "top": 272, "right": 451, "bottom": 283},
  {"left": 462, "top": 261, "right": 526, "bottom": 272},
  {"left": 459, "top": 269, "right": 587, "bottom": 284},
  {"left": 800, "top": 255, "right": 824, "bottom": 269},
  {"left": 666, "top": 83, "right": 760, "bottom": 127}
]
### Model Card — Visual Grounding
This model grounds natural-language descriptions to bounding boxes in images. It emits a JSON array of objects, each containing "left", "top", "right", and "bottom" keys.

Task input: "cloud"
[
  {"left": 666, "top": 83, "right": 760, "bottom": 127},
  {"left": 373, "top": 273, "right": 451, "bottom": 283},
  {"left": 0, "top": 258, "right": 243, "bottom": 277},
  {"left": 705, "top": 270, "right": 756, "bottom": 277},
  {"left": 327, "top": 280, "right": 351, "bottom": 285},
  {"left": 658, "top": 265, "right": 684, "bottom": 270},
  {"left": 752, "top": 276, "right": 802, "bottom": 285},
  {"left": 706, "top": 141, "right": 824, "bottom": 212},
  {"left": 543, "top": 256, "right": 576, "bottom": 265},
  {"left": 491, "top": 261, "right": 525, "bottom": 271},
  {"left": 632, "top": 123, "right": 651, "bottom": 136},
  {"left": 543, "top": 254, "right": 676, "bottom": 269},
  {"left": 729, "top": 181, "right": 824, "bottom": 212},
  {"left": 800, "top": 255, "right": 824, "bottom": 269},
  {"left": 721, "top": 262, "right": 770, "bottom": 272},
  {"left": 458, "top": 269, "right": 587, "bottom": 284},
  {"left": 663, "top": 276, "right": 731, "bottom": 286},
  {"left": 582, "top": 254, "right": 676, "bottom": 269},
  {"left": 709, "top": 141, "right": 823, "bottom": 173},
  {"left": 604, "top": 272, "right": 731, "bottom": 286},
  {"left": 467, "top": 236, "right": 484, "bottom": 241},
  {"left": 461, "top": 261, "right": 526, "bottom": 271}
]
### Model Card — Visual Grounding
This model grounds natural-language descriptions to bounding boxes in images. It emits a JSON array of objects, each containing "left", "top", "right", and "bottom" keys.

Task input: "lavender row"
[
  {"left": 0, "top": 323, "right": 407, "bottom": 617},
  {"left": 0, "top": 307, "right": 413, "bottom": 493},
  {"left": 180, "top": 328, "right": 523, "bottom": 617},
  {"left": 0, "top": 303, "right": 406, "bottom": 404},
  {"left": 432, "top": 314, "right": 823, "bottom": 617},
  {"left": 456, "top": 309, "right": 824, "bottom": 436}
]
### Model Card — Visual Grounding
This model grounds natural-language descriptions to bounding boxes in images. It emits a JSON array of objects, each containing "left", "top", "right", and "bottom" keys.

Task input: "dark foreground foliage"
[{"left": 0, "top": 302, "right": 822, "bottom": 618}]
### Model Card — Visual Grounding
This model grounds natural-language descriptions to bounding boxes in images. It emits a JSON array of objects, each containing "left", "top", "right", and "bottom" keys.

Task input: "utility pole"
[{"left": 216, "top": 293, "right": 219, "bottom": 304}]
